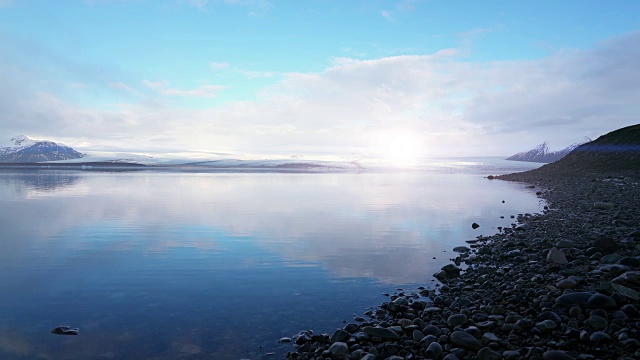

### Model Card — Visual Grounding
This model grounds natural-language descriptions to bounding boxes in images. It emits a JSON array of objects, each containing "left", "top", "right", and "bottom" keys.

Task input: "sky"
[{"left": 0, "top": 0, "right": 639, "bottom": 160}]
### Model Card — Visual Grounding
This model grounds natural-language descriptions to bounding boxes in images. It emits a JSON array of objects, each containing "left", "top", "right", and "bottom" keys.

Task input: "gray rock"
[
  {"left": 278, "top": 337, "right": 291, "bottom": 343},
  {"left": 426, "top": 341, "right": 443, "bottom": 357},
  {"left": 587, "top": 293, "right": 617, "bottom": 309},
  {"left": 330, "top": 329, "right": 350, "bottom": 343},
  {"left": 556, "top": 278, "right": 578, "bottom": 289},
  {"left": 607, "top": 282, "right": 640, "bottom": 301},
  {"left": 442, "top": 263, "right": 461, "bottom": 275},
  {"left": 584, "top": 315, "right": 608, "bottom": 330},
  {"left": 450, "top": 330, "right": 482, "bottom": 351},
  {"left": 593, "top": 202, "right": 614, "bottom": 210},
  {"left": 361, "top": 355, "right": 376, "bottom": 360},
  {"left": 422, "top": 324, "right": 442, "bottom": 336},
  {"left": 556, "top": 292, "right": 594, "bottom": 307},
  {"left": 535, "top": 319, "right": 557, "bottom": 332},
  {"left": 589, "top": 331, "right": 612, "bottom": 345},
  {"left": 481, "top": 332, "right": 501, "bottom": 344},
  {"left": 538, "top": 311, "right": 562, "bottom": 323},
  {"left": 618, "top": 257, "right": 640, "bottom": 267},
  {"left": 477, "top": 347, "right": 502, "bottom": 360},
  {"left": 453, "top": 246, "right": 471, "bottom": 253},
  {"left": 412, "top": 329, "right": 425, "bottom": 342},
  {"left": 555, "top": 239, "right": 576, "bottom": 248},
  {"left": 612, "top": 271, "right": 640, "bottom": 285},
  {"left": 542, "top": 350, "right": 574, "bottom": 360},
  {"left": 447, "top": 314, "right": 469, "bottom": 328},
  {"left": 434, "top": 270, "right": 447, "bottom": 281},
  {"left": 328, "top": 342, "right": 348, "bottom": 357},
  {"left": 392, "top": 297, "right": 409, "bottom": 306},
  {"left": 502, "top": 350, "right": 521, "bottom": 360},
  {"left": 344, "top": 323, "right": 359, "bottom": 333},
  {"left": 443, "top": 355, "right": 460, "bottom": 360},
  {"left": 600, "top": 253, "right": 624, "bottom": 264},
  {"left": 362, "top": 326, "right": 400, "bottom": 340},
  {"left": 546, "top": 247, "right": 568, "bottom": 265}
]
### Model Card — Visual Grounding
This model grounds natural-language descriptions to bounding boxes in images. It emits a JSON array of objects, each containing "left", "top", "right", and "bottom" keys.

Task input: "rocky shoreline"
[{"left": 285, "top": 171, "right": 640, "bottom": 360}]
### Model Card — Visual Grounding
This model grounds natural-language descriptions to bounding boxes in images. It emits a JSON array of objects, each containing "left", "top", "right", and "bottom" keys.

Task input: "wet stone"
[
  {"left": 477, "top": 347, "right": 502, "bottom": 360},
  {"left": 584, "top": 315, "right": 608, "bottom": 330},
  {"left": 587, "top": 293, "right": 617, "bottom": 310},
  {"left": 535, "top": 319, "right": 557, "bottom": 332},
  {"left": 556, "top": 278, "right": 578, "bottom": 289},
  {"left": 589, "top": 331, "right": 612, "bottom": 345},
  {"left": 450, "top": 330, "right": 482, "bottom": 351},
  {"left": 447, "top": 314, "right": 469, "bottom": 328},
  {"left": 556, "top": 292, "right": 593, "bottom": 307},
  {"left": 330, "top": 329, "right": 350, "bottom": 343},
  {"left": 422, "top": 325, "right": 442, "bottom": 336},
  {"left": 328, "top": 342, "right": 348, "bottom": 357},
  {"left": 542, "top": 350, "right": 574, "bottom": 360},
  {"left": 426, "top": 341, "right": 443, "bottom": 357},
  {"left": 362, "top": 326, "right": 400, "bottom": 340},
  {"left": 412, "top": 329, "right": 425, "bottom": 342}
]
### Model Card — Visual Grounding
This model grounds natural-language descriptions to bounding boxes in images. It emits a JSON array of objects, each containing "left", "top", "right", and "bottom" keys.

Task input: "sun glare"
[{"left": 372, "top": 130, "right": 424, "bottom": 168}]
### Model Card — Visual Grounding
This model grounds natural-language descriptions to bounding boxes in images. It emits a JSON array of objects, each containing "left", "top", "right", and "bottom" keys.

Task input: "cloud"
[
  {"left": 142, "top": 80, "right": 225, "bottom": 98},
  {"left": 209, "top": 62, "right": 230, "bottom": 70},
  {"left": 0, "top": 32, "right": 638, "bottom": 156},
  {"left": 109, "top": 82, "right": 142, "bottom": 96},
  {"left": 234, "top": 69, "right": 276, "bottom": 78},
  {"left": 380, "top": 10, "right": 395, "bottom": 22},
  {"left": 0, "top": 0, "right": 13, "bottom": 8},
  {"left": 181, "top": 0, "right": 209, "bottom": 11}
]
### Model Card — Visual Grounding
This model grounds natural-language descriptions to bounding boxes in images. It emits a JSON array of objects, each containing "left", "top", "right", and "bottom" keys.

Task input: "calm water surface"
[{"left": 0, "top": 158, "right": 542, "bottom": 359}]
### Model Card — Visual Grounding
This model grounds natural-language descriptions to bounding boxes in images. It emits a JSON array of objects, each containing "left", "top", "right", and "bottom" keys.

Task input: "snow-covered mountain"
[
  {"left": 506, "top": 137, "right": 592, "bottom": 163},
  {"left": 0, "top": 135, "right": 84, "bottom": 162}
]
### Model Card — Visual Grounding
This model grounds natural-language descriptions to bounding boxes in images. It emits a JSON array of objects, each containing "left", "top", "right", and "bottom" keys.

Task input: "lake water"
[{"left": 0, "top": 158, "right": 542, "bottom": 359}]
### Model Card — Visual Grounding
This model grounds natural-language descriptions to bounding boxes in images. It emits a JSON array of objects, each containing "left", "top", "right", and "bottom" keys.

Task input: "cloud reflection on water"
[{"left": 0, "top": 169, "right": 542, "bottom": 284}]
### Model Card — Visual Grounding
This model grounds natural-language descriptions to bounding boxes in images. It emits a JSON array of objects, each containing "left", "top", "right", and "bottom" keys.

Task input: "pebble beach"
[{"left": 285, "top": 170, "right": 640, "bottom": 360}]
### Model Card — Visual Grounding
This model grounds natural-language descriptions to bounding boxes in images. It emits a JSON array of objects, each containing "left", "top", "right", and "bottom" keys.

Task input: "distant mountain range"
[
  {"left": 0, "top": 135, "right": 84, "bottom": 162},
  {"left": 506, "top": 137, "right": 592, "bottom": 163}
]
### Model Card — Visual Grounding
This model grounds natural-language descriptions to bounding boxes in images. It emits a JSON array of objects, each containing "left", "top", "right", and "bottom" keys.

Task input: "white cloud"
[
  {"left": 234, "top": 69, "right": 276, "bottom": 78},
  {"left": 143, "top": 80, "right": 225, "bottom": 98},
  {"left": 209, "top": 62, "right": 230, "bottom": 70},
  {"left": 380, "top": 10, "right": 395, "bottom": 22},
  {"left": 109, "top": 82, "right": 142, "bottom": 96},
  {"left": 1, "top": 32, "right": 638, "bottom": 157}
]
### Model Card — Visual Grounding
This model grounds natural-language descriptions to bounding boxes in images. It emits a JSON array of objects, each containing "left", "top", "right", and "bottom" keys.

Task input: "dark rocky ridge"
[
  {"left": 501, "top": 124, "right": 640, "bottom": 179},
  {"left": 506, "top": 138, "right": 591, "bottom": 164},
  {"left": 285, "top": 124, "right": 640, "bottom": 360}
]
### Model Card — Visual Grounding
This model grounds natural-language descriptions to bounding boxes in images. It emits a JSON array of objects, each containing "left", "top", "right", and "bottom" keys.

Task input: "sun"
[{"left": 371, "top": 129, "right": 424, "bottom": 168}]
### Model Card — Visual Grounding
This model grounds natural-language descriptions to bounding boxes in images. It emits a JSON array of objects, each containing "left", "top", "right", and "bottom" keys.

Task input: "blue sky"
[{"left": 1, "top": 0, "right": 639, "bottom": 159}]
